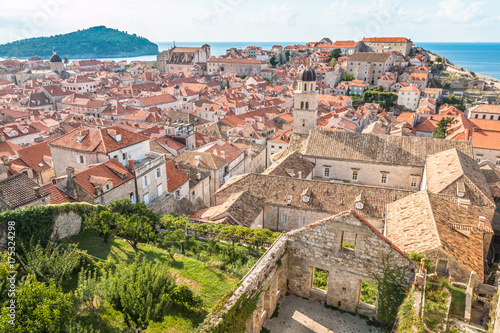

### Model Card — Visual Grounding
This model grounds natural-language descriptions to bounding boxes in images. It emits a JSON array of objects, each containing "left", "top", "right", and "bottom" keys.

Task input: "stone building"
[
  {"left": 8, "top": 141, "right": 55, "bottom": 185},
  {"left": 0, "top": 173, "right": 50, "bottom": 210},
  {"left": 202, "top": 211, "right": 417, "bottom": 333},
  {"left": 346, "top": 52, "right": 396, "bottom": 85},
  {"left": 289, "top": 130, "right": 474, "bottom": 191},
  {"left": 49, "top": 126, "right": 150, "bottom": 177},
  {"left": 157, "top": 45, "right": 211, "bottom": 73},
  {"left": 397, "top": 86, "right": 421, "bottom": 111},
  {"left": 129, "top": 152, "right": 168, "bottom": 205},
  {"left": 362, "top": 37, "right": 413, "bottom": 56},
  {"left": 56, "top": 159, "right": 136, "bottom": 206},
  {"left": 207, "top": 58, "right": 269, "bottom": 76},
  {"left": 174, "top": 150, "right": 228, "bottom": 206}
]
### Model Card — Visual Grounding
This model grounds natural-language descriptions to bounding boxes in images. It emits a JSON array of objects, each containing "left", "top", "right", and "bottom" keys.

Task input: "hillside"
[{"left": 0, "top": 26, "right": 159, "bottom": 58}]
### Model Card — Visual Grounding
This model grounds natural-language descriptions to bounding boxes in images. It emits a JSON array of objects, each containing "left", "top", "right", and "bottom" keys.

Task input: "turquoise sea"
[{"left": 417, "top": 42, "right": 500, "bottom": 79}]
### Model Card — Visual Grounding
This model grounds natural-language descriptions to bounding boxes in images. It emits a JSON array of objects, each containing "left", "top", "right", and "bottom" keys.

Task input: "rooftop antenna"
[{"left": 173, "top": 41, "right": 176, "bottom": 47}]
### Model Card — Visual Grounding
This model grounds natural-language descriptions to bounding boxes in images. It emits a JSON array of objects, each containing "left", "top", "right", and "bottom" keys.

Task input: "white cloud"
[{"left": 436, "top": 0, "right": 487, "bottom": 23}]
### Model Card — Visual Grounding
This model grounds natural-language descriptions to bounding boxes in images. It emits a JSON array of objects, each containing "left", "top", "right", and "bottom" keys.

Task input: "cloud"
[{"left": 436, "top": 0, "right": 487, "bottom": 23}]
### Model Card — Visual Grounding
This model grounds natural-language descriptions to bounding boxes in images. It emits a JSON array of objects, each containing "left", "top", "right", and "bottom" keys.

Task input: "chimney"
[
  {"left": 213, "top": 149, "right": 217, "bottom": 156},
  {"left": 457, "top": 197, "right": 471, "bottom": 209},
  {"left": 221, "top": 151, "right": 225, "bottom": 159},
  {"left": 1, "top": 156, "right": 8, "bottom": 165},
  {"left": 65, "top": 167, "right": 78, "bottom": 199},
  {"left": 33, "top": 186, "right": 41, "bottom": 197},
  {"left": 128, "top": 159, "right": 135, "bottom": 171},
  {"left": 465, "top": 129, "right": 471, "bottom": 141},
  {"left": 0, "top": 133, "right": 5, "bottom": 143},
  {"left": 298, "top": 171, "right": 302, "bottom": 179},
  {"left": 195, "top": 155, "right": 200, "bottom": 167}
]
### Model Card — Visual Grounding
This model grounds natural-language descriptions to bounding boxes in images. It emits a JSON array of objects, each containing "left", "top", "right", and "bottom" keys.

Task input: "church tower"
[{"left": 293, "top": 67, "right": 318, "bottom": 136}]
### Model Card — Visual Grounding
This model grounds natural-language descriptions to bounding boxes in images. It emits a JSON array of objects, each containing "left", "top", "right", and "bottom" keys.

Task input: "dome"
[
  {"left": 297, "top": 67, "right": 317, "bottom": 82},
  {"left": 50, "top": 54, "right": 62, "bottom": 63}
]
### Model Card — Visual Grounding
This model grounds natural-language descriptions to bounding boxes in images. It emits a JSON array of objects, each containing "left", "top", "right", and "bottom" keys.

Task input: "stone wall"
[
  {"left": 286, "top": 213, "right": 416, "bottom": 313},
  {"left": 50, "top": 211, "right": 82, "bottom": 240}
]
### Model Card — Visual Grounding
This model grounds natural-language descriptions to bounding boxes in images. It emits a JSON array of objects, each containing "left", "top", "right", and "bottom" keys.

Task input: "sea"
[{"left": 2, "top": 41, "right": 500, "bottom": 80}]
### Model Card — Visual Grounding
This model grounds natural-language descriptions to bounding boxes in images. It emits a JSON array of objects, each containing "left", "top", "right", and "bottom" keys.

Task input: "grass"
[
  {"left": 448, "top": 285, "right": 466, "bottom": 318},
  {"left": 67, "top": 230, "right": 241, "bottom": 331},
  {"left": 423, "top": 280, "right": 449, "bottom": 331}
]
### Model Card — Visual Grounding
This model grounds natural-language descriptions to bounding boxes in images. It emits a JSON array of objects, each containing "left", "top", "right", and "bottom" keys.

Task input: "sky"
[{"left": 0, "top": 0, "right": 499, "bottom": 45}]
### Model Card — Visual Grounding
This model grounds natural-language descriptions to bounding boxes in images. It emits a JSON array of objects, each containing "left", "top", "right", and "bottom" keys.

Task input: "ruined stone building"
[
  {"left": 157, "top": 45, "right": 211, "bottom": 73},
  {"left": 202, "top": 211, "right": 417, "bottom": 333}
]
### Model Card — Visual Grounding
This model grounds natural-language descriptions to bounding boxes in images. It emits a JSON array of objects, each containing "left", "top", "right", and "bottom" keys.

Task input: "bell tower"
[{"left": 293, "top": 67, "right": 318, "bottom": 136}]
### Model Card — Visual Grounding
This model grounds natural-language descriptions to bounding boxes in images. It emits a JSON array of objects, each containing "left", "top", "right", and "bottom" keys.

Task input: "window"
[
  {"left": 483, "top": 115, "right": 486, "bottom": 119},
  {"left": 143, "top": 175, "right": 149, "bottom": 186},
  {"left": 264, "top": 212, "right": 269, "bottom": 220},
  {"left": 300, "top": 217, "right": 306, "bottom": 226},
  {"left": 360, "top": 281, "right": 378, "bottom": 306},
  {"left": 411, "top": 177, "right": 418, "bottom": 188},
  {"left": 341, "top": 231, "right": 356, "bottom": 251},
  {"left": 476, "top": 156, "right": 482, "bottom": 163},
  {"left": 113, "top": 155, "right": 118, "bottom": 160},
  {"left": 157, "top": 184, "right": 163, "bottom": 197},
  {"left": 281, "top": 214, "right": 288, "bottom": 223},
  {"left": 78, "top": 155, "right": 85, "bottom": 164},
  {"left": 156, "top": 168, "right": 161, "bottom": 179},
  {"left": 143, "top": 193, "right": 149, "bottom": 205},
  {"left": 491, "top": 115, "right": 494, "bottom": 120},
  {"left": 352, "top": 170, "right": 359, "bottom": 181},
  {"left": 312, "top": 267, "right": 328, "bottom": 292},
  {"left": 324, "top": 167, "right": 330, "bottom": 178},
  {"left": 175, "top": 190, "right": 180, "bottom": 200},
  {"left": 381, "top": 174, "right": 388, "bottom": 184},
  {"left": 271, "top": 145, "right": 275, "bottom": 148},
  {"left": 122, "top": 153, "right": 126, "bottom": 160},
  {"left": 496, "top": 159, "right": 500, "bottom": 166}
]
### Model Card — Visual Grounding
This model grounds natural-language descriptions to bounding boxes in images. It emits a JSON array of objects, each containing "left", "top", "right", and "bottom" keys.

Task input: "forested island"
[{"left": 0, "top": 26, "right": 159, "bottom": 59}]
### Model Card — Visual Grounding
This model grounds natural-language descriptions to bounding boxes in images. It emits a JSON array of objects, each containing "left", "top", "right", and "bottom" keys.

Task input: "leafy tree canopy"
[{"left": 0, "top": 26, "right": 159, "bottom": 58}]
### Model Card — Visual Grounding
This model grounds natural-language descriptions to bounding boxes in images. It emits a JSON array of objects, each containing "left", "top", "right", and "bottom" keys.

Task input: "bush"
[{"left": 0, "top": 275, "right": 74, "bottom": 332}]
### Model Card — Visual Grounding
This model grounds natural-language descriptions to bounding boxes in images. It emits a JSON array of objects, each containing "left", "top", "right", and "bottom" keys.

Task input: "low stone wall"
[
  {"left": 50, "top": 211, "right": 82, "bottom": 240},
  {"left": 203, "top": 234, "right": 289, "bottom": 333}
]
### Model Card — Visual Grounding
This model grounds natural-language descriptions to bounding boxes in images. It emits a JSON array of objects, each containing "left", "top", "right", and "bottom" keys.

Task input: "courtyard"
[{"left": 262, "top": 295, "right": 385, "bottom": 333}]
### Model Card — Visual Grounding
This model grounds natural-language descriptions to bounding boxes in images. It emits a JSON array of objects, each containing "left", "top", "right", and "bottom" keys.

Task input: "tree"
[
  {"left": 330, "top": 58, "right": 337, "bottom": 68},
  {"left": 369, "top": 251, "right": 410, "bottom": 326},
  {"left": 63, "top": 57, "right": 69, "bottom": 65},
  {"left": 163, "top": 228, "right": 188, "bottom": 254},
  {"left": 269, "top": 55, "right": 278, "bottom": 67},
  {"left": 341, "top": 73, "right": 354, "bottom": 81},
  {"left": 19, "top": 242, "right": 81, "bottom": 286},
  {"left": 285, "top": 50, "right": 290, "bottom": 62},
  {"left": 103, "top": 259, "right": 187, "bottom": 330},
  {"left": 119, "top": 214, "right": 152, "bottom": 250},
  {"left": 0, "top": 275, "right": 73, "bottom": 332},
  {"left": 84, "top": 210, "right": 122, "bottom": 242},
  {"left": 433, "top": 117, "right": 456, "bottom": 139},
  {"left": 75, "top": 269, "right": 105, "bottom": 320},
  {"left": 435, "top": 56, "right": 443, "bottom": 63},
  {"left": 328, "top": 48, "right": 342, "bottom": 63}
]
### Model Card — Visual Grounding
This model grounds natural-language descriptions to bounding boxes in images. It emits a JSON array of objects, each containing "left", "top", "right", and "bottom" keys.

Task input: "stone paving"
[{"left": 263, "top": 295, "right": 384, "bottom": 333}]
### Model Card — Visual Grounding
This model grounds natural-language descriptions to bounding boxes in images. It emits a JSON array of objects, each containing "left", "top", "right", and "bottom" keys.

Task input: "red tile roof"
[
  {"left": 49, "top": 126, "right": 148, "bottom": 154},
  {"left": 165, "top": 160, "right": 189, "bottom": 192}
]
